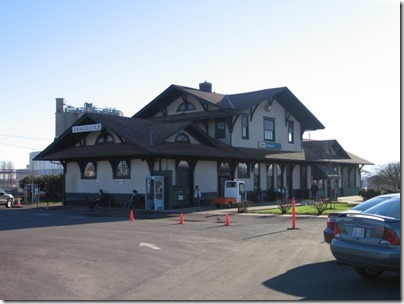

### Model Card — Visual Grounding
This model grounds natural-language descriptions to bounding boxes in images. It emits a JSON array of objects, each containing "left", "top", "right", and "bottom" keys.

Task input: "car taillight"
[
  {"left": 333, "top": 222, "right": 340, "bottom": 237},
  {"left": 326, "top": 215, "right": 332, "bottom": 228},
  {"left": 380, "top": 227, "right": 400, "bottom": 245}
]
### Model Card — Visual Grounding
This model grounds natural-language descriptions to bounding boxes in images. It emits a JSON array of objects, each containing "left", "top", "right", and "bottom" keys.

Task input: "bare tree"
[
  {"left": 0, "top": 161, "right": 15, "bottom": 190},
  {"left": 370, "top": 161, "right": 400, "bottom": 192}
]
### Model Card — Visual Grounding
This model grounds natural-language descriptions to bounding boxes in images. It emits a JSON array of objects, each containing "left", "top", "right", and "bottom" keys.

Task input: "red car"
[{"left": 323, "top": 193, "right": 400, "bottom": 244}]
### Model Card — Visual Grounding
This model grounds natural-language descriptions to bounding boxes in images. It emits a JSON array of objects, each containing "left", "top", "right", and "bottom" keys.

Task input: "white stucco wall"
[
  {"left": 194, "top": 161, "right": 217, "bottom": 193},
  {"left": 65, "top": 159, "right": 150, "bottom": 194},
  {"left": 293, "top": 165, "right": 301, "bottom": 189},
  {"left": 231, "top": 101, "right": 301, "bottom": 152}
]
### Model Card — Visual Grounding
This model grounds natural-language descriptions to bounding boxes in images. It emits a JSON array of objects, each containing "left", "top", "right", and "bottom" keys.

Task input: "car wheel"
[
  {"left": 5, "top": 199, "right": 13, "bottom": 208},
  {"left": 354, "top": 267, "right": 383, "bottom": 279}
]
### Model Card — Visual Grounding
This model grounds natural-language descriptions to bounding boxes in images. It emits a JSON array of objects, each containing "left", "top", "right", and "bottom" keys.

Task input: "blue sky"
[{"left": 0, "top": 0, "right": 400, "bottom": 172}]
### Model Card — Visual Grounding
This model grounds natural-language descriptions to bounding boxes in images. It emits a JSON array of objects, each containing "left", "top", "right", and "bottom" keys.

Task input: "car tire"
[
  {"left": 354, "top": 267, "right": 383, "bottom": 279},
  {"left": 5, "top": 199, "right": 13, "bottom": 208}
]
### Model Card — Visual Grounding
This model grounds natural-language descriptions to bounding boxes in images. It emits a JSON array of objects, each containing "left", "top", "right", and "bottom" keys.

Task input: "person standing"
[
  {"left": 254, "top": 186, "right": 262, "bottom": 204},
  {"left": 123, "top": 190, "right": 139, "bottom": 209},
  {"left": 311, "top": 181, "right": 319, "bottom": 200},
  {"left": 194, "top": 185, "right": 201, "bottom": 208}
]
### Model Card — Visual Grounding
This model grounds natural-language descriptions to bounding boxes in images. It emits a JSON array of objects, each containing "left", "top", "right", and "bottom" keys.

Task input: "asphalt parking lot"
[{"left": 0, "top": 199, "right": 400, "bottom": 301}]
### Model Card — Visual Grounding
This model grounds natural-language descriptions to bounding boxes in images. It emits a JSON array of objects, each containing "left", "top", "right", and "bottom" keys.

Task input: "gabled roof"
[
  {"left": 35, "top": 112, "right": 372, "bottom": 166},
  {"left": 34, "top": 113, "right": 226, "bottom": 161},
  {"left": 302, "top": 139, "right": 373, "bottom": 165},
  {"left": 133, "top": 85, "right": 226, "bottom": 119},
  {"left": 303, "top": 139, "right": 350, "bottom": 161},
  {"left": 133, "top": 84, "right": 325, "bottom": 131}
]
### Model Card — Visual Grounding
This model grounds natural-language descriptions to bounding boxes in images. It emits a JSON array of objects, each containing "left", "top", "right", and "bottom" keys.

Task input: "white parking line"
[{"left": 139, "top": 242, "right": 161, "bottom": 250}]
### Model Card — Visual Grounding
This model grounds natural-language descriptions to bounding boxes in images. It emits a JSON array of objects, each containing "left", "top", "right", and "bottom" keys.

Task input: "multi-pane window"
[
  {"left": 264, "top": 117, "right": 275, "bottom": 141},
  {"left": 288, "top": 120, "right": 294, "bottom": 143},
  {"left": 241, "top": 114, "right": 249, "bottom": 139},
  {"left": 177, "top": 102, "right": 196, "bottom": 112},
  {"left": 215, "top": 118, "right": 226, "bottom": 139},
  {"left": 83, "top": 161, "right": 96, "bottom": 179},
  {"left": 96, "top": 133, "right": 115, "bottom": 144},
  {"left": 175, "top": 133, "right": 190, "bottom": 143}
]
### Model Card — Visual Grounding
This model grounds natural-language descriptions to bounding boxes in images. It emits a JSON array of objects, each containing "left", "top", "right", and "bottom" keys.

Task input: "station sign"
[
  {"left": 258, "top": 141, "right": 281, "bottom": 150},
  {"left": 72, "top": 123, "right": 102, "bottom": 133}
]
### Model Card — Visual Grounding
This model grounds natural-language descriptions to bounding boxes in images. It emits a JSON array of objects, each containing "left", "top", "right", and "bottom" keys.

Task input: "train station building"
[{"left": 35, "top": 82, "right": 372, "bottom": 209}]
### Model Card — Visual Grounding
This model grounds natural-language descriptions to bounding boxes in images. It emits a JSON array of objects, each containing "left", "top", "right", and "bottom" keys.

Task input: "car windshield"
[
  {"left": 361, "top": 197, "right": 401, "bottom": 219},
  {"left": 351, "top": 194, "right": 399, "bottom": 211}
]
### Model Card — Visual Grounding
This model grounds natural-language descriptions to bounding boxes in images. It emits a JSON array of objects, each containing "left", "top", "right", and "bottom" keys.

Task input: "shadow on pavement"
[
  {"left": 0, "top": 205, "right": 178, "bottom": 231},
  {"left": 263, "top": 260, "right": 400, "bottom": 300}
]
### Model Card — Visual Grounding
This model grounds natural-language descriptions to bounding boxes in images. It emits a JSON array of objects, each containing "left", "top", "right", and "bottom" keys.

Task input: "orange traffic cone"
[
  {"left": 15, "top": 198, "right": 22, "bottom": 208},
  {"left": 224, "top": 213, "right": 231, "bottom": 226},
  {"left": 129, "top": 210, "right": 135, "bottom": 221},
  {"left": 179, "top": 213, "right": 185, "bottom": 224}
]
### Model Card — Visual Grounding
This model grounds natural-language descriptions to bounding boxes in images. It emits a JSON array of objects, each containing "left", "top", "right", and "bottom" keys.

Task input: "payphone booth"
[{"left": 145, "top": 176, "right": 164, "bottom": 210}]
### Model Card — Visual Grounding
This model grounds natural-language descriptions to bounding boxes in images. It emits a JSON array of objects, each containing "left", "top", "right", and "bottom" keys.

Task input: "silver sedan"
[{"left": 330, "top": 196, "right": 400, "bottom": 279}]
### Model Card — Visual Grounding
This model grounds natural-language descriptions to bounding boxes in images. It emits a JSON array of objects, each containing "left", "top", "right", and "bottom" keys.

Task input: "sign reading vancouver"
[{"left": 72, "top": 123, "right": 102, "bottom": 133}]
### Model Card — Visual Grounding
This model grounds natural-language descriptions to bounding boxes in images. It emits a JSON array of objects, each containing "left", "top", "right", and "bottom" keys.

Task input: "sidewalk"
[{"left": 337, "top": 195, "right": 363, "bottom": 204}]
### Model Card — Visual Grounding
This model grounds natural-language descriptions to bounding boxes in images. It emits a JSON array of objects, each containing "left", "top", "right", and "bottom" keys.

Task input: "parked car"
[
  {"left": 330, "top": 197, "right": 401, "bottom": 279},
  {"left": 323, "top": 193, "right": 400, "bottom": 243},
  {"left": 0, "top": 188, "right": 15, "bottom": 208}
]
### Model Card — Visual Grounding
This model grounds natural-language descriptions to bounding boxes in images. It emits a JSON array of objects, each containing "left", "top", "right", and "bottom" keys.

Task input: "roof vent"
[{"left": 199, "top": 81, "right": 212, "bottom": 93}]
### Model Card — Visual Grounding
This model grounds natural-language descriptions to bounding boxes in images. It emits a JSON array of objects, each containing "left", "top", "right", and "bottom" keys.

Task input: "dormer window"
[
  {"left": 96, "top": 133, "right": 115, "bottom": 144},
  {"left": 177, "top": 101, "right": 196, "bottom": 112},
  {"left": 175, "top": 133, "right": 190, "bottom": 143}
]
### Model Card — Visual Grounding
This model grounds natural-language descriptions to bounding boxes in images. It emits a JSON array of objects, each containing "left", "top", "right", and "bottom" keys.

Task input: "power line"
[
  {"left": 0, "top": 143, "right": 42, "bottom": 150},
  {"left": 0, "top": 134, "right": 52, "bottom": 141}
]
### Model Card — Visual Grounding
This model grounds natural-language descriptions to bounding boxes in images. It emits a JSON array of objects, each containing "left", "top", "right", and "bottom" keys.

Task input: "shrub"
[
  {"left": 238, "top": 200, "right": 252, "bottom": 213},
  {"left": 313, "top": 199, "right": 329, "bottom": 215},
  {"left": 277, "top": 198, "right": 292, "bottom": 214},
  {"left": 358, "top": 188, "right": 381, "bottom": 201}
]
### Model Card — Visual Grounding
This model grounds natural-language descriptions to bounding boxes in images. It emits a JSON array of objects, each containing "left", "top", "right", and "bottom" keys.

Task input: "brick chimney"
[{"left": 199, "top": 81, "right": 212, "bottom": 92}]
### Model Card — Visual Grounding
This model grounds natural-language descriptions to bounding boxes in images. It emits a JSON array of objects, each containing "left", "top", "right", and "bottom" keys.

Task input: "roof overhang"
[{"left": 312, "top": 163, "right": 339, "bottom": 179}]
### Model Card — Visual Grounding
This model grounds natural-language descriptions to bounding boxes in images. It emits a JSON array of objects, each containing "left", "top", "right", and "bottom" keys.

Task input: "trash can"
[{"left": 172, "top": 187, "right": 188, "bottom": 208}]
